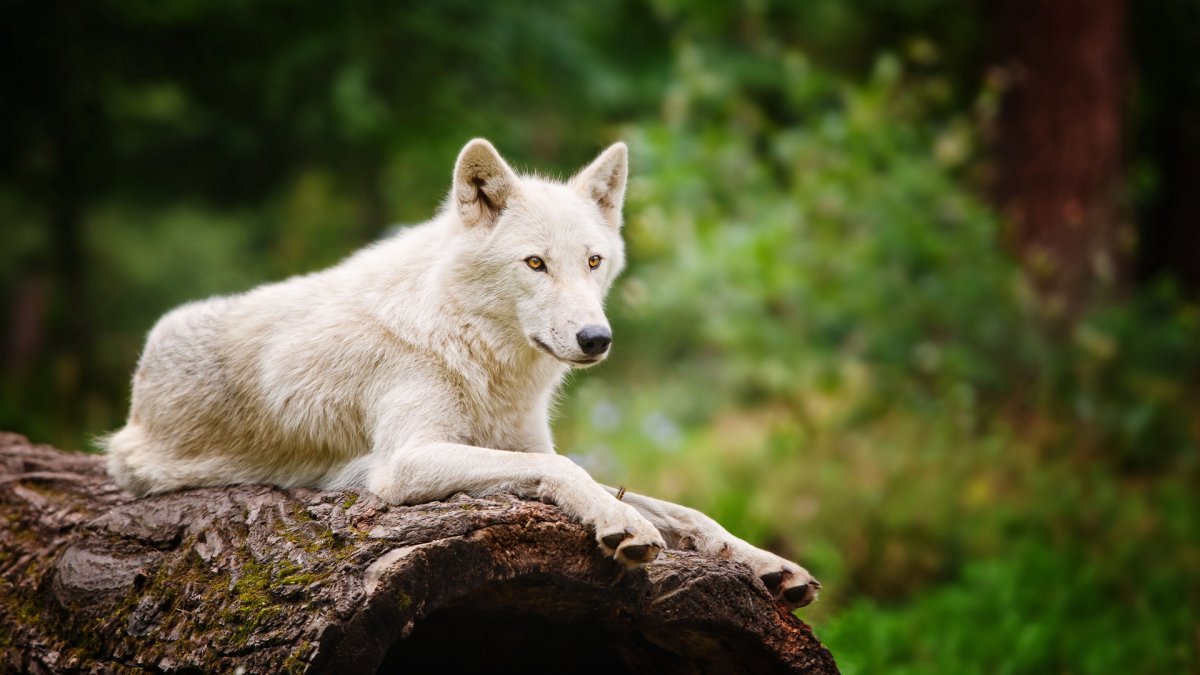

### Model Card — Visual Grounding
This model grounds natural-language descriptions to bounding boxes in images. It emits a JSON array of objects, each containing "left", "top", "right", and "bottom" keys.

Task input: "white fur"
[{"left": 103, "top": 140, "right": 818, "bottom": 604}]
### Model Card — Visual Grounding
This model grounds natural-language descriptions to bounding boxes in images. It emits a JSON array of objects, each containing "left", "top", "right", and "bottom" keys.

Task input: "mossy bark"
[{"left": 0, "top": 432, "right": 838, "bottom": 674}]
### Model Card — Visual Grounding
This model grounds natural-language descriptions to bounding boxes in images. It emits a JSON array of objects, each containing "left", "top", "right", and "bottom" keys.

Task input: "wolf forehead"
[
  {"left": 503, "top": 181, "right": 611, "bottom": 228},
  {"left": 493, "top": 186, "right": 624, "bottom": 247}
]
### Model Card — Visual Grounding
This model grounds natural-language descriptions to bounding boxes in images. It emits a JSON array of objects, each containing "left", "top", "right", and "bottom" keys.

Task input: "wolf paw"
[
  {"left": 599, "top": 529, "right": 664, "bottom": 566},
  {"left": 750, "top": 553, "right": 820, "bottom": 609},
  {"left": 595, "top": 508, "right": 665, "bottom": 567}
]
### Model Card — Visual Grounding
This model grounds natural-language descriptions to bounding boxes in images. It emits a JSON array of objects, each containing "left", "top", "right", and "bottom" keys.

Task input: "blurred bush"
[{"left": 554, "top": 28, "right": 1199, "bottom": 674}]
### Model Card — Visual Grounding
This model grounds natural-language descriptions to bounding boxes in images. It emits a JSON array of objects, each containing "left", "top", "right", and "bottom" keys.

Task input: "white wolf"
[{"left": 103, "top": 139, "right": 819, "bottom": 607}]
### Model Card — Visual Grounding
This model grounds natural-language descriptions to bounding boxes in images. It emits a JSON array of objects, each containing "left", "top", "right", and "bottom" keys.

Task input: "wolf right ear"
[{"left": 453, "top": 139, "right": 520, "bottom": 228}]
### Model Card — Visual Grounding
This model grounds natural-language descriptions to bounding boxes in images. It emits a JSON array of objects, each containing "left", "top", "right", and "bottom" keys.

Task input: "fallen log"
[{"left": 0, "top": 432, "right": 838, "bottom": 673}]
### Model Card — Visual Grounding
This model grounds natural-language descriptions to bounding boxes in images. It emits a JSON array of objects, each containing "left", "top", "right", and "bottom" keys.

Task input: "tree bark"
[
  {"left": 0, "top": 433, "right": 838, "bottom": 674},
  {"left": 990, "top": 0, "right": 1129, "bottom": 319}
]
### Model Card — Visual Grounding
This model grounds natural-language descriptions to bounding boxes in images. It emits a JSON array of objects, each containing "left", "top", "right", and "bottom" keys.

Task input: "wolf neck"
[
  {"left": 354, "top": 217, "right": 569, "bottom": 422},
  {"left": 430, "top": 299, "right": 568, "bottom": 440},
  {"left": 433, "top": 262, "right": 569, "bottom": 400}
]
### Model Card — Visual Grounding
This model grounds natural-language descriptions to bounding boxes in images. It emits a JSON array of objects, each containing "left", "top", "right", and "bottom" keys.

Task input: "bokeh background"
[{"left": 2, "top": 1, "right": 1198, "bottom": 671}]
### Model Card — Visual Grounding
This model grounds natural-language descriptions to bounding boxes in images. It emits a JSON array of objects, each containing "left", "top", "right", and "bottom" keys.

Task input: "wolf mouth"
[{"left": 531, "top": 337, "right": 602, "bottom": 366}]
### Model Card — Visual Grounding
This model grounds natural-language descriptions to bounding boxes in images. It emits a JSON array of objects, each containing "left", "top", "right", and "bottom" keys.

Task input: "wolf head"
[{"left": 448, "top": 139, "right": 628, "bottom": 368}]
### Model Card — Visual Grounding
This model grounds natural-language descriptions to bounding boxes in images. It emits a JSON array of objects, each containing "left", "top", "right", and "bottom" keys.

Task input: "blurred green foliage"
[
  {"left": 552, "top": 26, "right": 1199, "bottom": 672},
  {"left": 2, "top": 1, "right": 1198, "bottom": 671}
]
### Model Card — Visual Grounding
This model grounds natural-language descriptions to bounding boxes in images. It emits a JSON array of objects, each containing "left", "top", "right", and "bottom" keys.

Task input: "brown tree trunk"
[
  {"left": 991, "top": 0, "right": 1129, "bottom": 319},
  {"left": 0, "top": 433, "right": 838, "bottom": 674}
]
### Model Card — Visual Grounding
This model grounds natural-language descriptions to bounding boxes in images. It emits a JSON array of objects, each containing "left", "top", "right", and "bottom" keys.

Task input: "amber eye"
[
  {"left": 525, "top": 256, "right": 546, "bottom": 271},
  {"left": 588, "top": 255, "right": 602, "bottom": 270}
]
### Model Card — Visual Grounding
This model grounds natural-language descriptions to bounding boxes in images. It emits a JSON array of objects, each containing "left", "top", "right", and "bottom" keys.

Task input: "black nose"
[{"left": 576, "top": 325, "right": 612, "bottom": 356}]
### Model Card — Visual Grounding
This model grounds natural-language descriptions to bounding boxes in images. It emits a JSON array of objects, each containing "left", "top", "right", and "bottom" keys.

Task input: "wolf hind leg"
[{"left": 102, "top": 424, "right": 181, "bottom": 497}]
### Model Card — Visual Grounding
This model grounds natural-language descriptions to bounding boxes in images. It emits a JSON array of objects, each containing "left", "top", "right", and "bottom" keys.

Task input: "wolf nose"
[{"left": 576, "top": 325, "right": 612, "bottom": 356}]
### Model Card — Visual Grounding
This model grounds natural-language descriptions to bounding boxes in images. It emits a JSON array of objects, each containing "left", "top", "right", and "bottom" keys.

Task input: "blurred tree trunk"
[
  {"left": 49, "top": 136, "right": 89, "bottom": 430},
  {"left": 38, "top": 0, "right": 99, "bottom": 435},
  {"left": 990, "top": 0, "right": 1129, "bottom": 320}
]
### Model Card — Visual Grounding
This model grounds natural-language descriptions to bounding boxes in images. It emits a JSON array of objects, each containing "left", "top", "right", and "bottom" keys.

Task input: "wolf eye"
[
  {"left": 525, "top": 256, "right": 546, "bottom": 272},
  {"left": 588, "top": 255, "right": 603, "bottom": 270}
]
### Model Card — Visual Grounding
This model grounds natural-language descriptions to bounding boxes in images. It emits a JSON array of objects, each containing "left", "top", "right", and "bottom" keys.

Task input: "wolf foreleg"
[{"left": 358, "top": 443, "right": 664, "bottom": 567}]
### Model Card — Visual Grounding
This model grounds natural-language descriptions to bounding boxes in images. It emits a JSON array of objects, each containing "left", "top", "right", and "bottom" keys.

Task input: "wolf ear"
[
  {"left": 571, "top": 142, "right": 628, "bottom": 229},
  {"left": 453, "top": 139, "right": 520, "bottom": 228}
]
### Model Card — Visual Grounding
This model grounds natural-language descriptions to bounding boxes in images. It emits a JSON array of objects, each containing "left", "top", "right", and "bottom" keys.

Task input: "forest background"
[{"left": 2, "top": 1, "right": 1197, "bottom": 671}]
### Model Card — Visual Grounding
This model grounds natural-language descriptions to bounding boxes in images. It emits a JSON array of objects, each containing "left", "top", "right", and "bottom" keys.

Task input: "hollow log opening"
[
  {"left": 383, "top": 605, "right": 651, "bottom": 673},
  {"left": 379, "top": 575, "right": 816, "bottom": 674}
]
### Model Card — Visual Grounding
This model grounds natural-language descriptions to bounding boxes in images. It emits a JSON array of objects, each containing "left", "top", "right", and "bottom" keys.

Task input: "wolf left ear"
[
  {"left": 453, "top": 138, "right": 520, "bottom": 228},
  {"left": 571, "top": 142, "right": 628, "bottom": 229}
]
